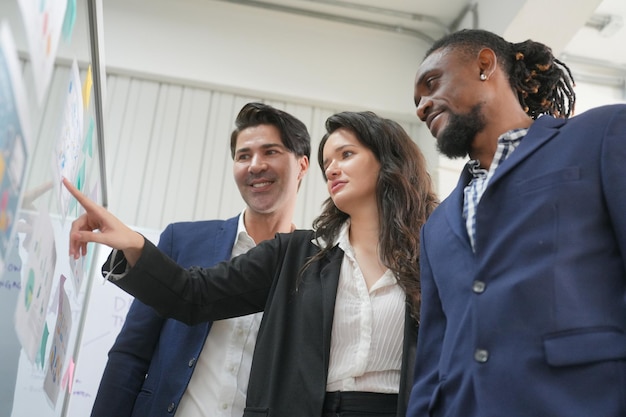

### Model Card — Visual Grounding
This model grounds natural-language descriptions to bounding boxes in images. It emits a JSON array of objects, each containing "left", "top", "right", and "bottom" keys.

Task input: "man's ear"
[
  {"left": 297, "top": 155, "right": 310, "bottom": 181},
  {"left": 477, "top": 48, "right": 497, "bottom": 81}
]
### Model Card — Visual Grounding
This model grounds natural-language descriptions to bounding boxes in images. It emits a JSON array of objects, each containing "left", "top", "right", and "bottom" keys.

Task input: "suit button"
[
  {"left": 167, "top": 402, "right": 176, "bottom": 413},
  {"left": 188, "top": 357, "right": 196, "bottom": 367},
  {"left": 474, "top": 349, "right": 489, "bottom": 363},
  {"left": 472, "top": 280, "right": 486, "bottom": 293}
]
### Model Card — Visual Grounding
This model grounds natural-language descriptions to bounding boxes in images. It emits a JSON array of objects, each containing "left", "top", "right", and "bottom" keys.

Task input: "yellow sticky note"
[{"left": 82, "top": 65, "right": 93, "bottom": 109}]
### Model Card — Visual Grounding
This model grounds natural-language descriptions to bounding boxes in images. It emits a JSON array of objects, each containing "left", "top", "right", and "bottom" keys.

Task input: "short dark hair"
[
  {"left": 426, "top": 29, "right": 576, "bottom": 119},
  {"left": 229, "top": 102, "right": 311, "bottom": 159}
]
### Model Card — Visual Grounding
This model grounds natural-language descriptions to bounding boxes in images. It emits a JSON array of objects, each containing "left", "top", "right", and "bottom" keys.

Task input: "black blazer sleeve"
[{"left": 108, "top": 233, "right": 292, "bottom": 325}]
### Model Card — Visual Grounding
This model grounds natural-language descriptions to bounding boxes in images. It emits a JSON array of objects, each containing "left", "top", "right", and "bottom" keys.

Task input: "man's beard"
[{"left": 436, "top": 104, "right": 486, "bottom": 159}]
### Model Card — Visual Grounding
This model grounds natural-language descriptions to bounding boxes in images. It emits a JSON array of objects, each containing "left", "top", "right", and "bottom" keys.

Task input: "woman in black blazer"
[{"left": 65, "top": 111, "right": 438, "bottom": 417}]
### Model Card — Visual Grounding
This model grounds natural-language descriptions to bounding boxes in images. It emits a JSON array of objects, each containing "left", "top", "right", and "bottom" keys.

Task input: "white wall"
[
  {"left": 99, "top": 0, "right": 428, "bottom": 119},
  {"left": 574, "top": 81, "right": 626, "bottom": 113}
]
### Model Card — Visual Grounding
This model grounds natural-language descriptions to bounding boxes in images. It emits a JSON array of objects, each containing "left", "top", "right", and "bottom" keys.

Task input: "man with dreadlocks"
[{"left": 409, "top": 28, "right": 626, "bottom": 417}]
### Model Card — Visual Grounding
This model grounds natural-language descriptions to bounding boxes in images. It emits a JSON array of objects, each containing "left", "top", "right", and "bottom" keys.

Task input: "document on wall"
[
  {"left": 0, "top": 22, "right": 32, "bottom": 275},
  {"left": 52, "top": 59, "right": 84, "bottom": 222},
  {"left": 44, "top": 275, "right": 72, "bottom": 406},
  {"left": 18, "top": 0, "right": 68, "bottom": 105},
  {"left": 14, "top": 207, "right": 58, "bottom": 364}
]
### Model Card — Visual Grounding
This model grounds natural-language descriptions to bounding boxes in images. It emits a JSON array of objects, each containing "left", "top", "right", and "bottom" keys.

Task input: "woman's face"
[{"left": 322, "top": 128, "right": 380, "bottom": 215}]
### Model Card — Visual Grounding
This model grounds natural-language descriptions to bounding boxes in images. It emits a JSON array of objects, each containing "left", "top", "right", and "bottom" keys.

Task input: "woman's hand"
[{"left": 63, "top": 177, "right": 144, "bottom": 266}]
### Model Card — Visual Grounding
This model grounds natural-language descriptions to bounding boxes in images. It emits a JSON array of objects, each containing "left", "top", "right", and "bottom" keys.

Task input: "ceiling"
[
  {"left": 212, "top": 0, "right": 626, "bottom": 86},
  {"left": 560, "top": 0, "right": 626, "bottom": 71}
]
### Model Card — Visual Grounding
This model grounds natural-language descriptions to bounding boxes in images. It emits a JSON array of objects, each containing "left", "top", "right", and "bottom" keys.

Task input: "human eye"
[
  {"left": 342, "top": 150, "right": 354, "bottom": 159},
  {"left": 417, "top": 70, "right": 438, "bottom": 92},
  {"left": 235, "top": 153, "right": 250, "bottom": 161},
  {"left": 425, "top": 75, "right": 437, "bottom": 89}
]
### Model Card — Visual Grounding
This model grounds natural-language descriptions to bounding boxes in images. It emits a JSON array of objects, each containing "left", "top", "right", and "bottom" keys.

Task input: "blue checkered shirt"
[{"left": 463, "top": 128, "right": 528, "bottom": 251}]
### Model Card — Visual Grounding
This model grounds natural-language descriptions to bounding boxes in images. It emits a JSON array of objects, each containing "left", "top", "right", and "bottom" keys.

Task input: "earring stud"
[{"left": 480, "top": 73, "right": 487, "bottom": 81}]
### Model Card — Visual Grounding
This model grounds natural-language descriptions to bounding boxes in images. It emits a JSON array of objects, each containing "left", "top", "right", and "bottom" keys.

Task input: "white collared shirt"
[
  {"left": 320, "top": 222, "right": 405, "bottom": 393},
  {"left": 176, "top": 211, "right": 263, "bottom": 417}
]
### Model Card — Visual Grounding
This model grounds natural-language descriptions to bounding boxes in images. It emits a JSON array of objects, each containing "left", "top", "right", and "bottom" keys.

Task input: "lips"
[
  {"left": 426, "top": 110, "right": 443, "bottom": 136},
  {"left": 248, "top": 179, "right": 274, "bottom": 191},
  {"left": 330, "top": 180, "right": 347, "bottom": 194}
]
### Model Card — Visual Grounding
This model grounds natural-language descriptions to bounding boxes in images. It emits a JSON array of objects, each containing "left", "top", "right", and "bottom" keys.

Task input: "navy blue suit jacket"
[
  {"left": 90, "top": 216, "right": 239, "bottom": 417},
  {"left": 408, "top": 105, "right": 626, "bottom": 417}
]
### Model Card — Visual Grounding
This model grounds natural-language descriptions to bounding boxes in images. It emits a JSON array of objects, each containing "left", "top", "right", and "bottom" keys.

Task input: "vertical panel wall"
[{"left": 101, "top": 70, "right": 419, "bottom": 232}]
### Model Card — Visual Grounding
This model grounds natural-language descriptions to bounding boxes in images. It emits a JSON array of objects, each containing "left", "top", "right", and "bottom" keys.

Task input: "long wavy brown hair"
[{"left": 305, "top": 111, "right": 438, "bottom": 320}]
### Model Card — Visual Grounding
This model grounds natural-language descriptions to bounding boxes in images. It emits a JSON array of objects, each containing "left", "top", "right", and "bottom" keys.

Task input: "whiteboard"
[{"left": 65, "top": 227, "right": 160, "bottom": 417}]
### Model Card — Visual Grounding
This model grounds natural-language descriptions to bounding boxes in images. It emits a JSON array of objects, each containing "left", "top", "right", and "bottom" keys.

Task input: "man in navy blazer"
[
  {"left": 90, "top": 102, "right": 310, "bottom": 417},
  {"left": 408, "top": 29, "right": 626, "bottom": 416}
]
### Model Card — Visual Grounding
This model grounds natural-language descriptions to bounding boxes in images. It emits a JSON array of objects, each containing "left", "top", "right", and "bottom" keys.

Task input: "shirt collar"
[
  {"left": 238, "top": 208, "right": 298, "bottom": 243},
  {"left": 312, "top": 219, "right": 351, "bottom": 250},
  {"left": 467, "top": 127, "right": 529, "bottom": 177},
  {"left": 335, "top": 221, "right": 353, "bottom": 256},
  {"left": 236, "top": 209, "right": 254, "bottom": 245}
]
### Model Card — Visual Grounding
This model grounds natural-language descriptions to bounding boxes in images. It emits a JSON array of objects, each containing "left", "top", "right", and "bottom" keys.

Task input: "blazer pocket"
[
  {"left": 516, "top": 166, "right": 580, "bottom": 195},
  {"left": 243, "top": 408, "right": 269, "bottom": 417},
  {"left": 543, "top": 327, "right": 626, "bottom": 366}
]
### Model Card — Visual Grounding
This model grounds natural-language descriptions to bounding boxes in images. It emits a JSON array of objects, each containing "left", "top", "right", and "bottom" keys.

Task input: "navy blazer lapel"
[
  {"left": 445, "top": 165, "right": 474, "bottom": 246},
  {"left": 211, "top": 215, "right": 239, "bottom": 262},
  {"left": 442, "top": 115, "right": 564, "bottom": 247},
  {"left": 489, "top": 115, "right": 565, "bottom": 186}
]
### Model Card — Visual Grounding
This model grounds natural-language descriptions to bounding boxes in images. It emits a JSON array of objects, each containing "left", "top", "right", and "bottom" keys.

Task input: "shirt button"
[
  {"left": 221, "top": 403, "right": 229, "bottom": 410},
  {"left": 474, "top": 349, "right": 489, "bottom": 363},
  {"left": 167, "top": 402, "right": 176, "bottom": 413},
  {"left": 472, "top": 280, "right": 486, "bottom": 293},
  {"left": 188, "top": 357, "right": 196, "bottom": 367}
]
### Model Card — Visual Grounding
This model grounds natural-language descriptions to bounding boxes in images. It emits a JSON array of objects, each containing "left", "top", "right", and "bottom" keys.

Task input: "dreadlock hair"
[
  {"left": 304, "top": 111, "right": 439, "bottom": 320},
  {"left": 426, "top": 29, "right": 576, "bottom": 119}
]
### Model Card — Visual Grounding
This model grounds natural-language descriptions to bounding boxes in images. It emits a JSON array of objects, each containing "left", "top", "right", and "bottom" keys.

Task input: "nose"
[
  {"left": 249, "top": 154, "right": 268, "bottom": 173},
  {"left": 325, "top": 160, "right": 340, "bottom": 179},
  {"left": 416, "top": 96, "right": 433, "bottom": 122}
]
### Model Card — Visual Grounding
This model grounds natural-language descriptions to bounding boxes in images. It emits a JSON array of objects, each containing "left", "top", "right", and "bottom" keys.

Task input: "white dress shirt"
[
  {"left": 320, "top": 222, "right": 405, "bottom": 393},
  {"left": 176, "top": 212, "right": 263, "bottom": 417}
]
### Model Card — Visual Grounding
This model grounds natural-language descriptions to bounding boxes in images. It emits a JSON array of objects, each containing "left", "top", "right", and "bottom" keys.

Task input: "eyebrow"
[
  {"left": 415, "top": 71, "right": 428, "bottom": 88},
  {"left": 414, "top": 69, "right": 434, "bottom": 106},
  {"left": 235, "top": 143, "right": 286, "bottom": 155},
  {"left": 415, "top": 67, "right": 435, "bottom": 90}
]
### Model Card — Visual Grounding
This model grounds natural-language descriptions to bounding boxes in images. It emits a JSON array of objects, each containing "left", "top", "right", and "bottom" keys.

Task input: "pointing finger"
[{"left": 62, "top": 177, "right": 98, "bottom": 211}]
